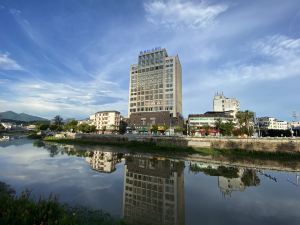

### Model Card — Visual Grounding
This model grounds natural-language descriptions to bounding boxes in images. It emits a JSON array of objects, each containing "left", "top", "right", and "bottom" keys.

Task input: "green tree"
[
  {"left": 151, "top": 125, "right": 158, "bottom": 134},
  {"left": 53, "top": 115, "right": 63, "bottom": 126},
  {"left": 236, "top": 110, "right": 255, "bottom": 136},
  {"left": 174, "top": 126, "right": 184, "bottom": 134},
  {"left": 78, "top": 123, "right": 96, "bottom": 133},
  {"left": 203, "top": 125, "right": 210, "bottom": 136},
  {"left": 63, "top": 120, "right": 78, "bottom": 132},
  {"left": 35, "top": 122, "right": 50, "bottom": 131},
  {"left": 215, "top": 118, "right": 222, "bottom": 132},
  {"left": 219, "top": 121, "right": 235, "bottom": 136}
]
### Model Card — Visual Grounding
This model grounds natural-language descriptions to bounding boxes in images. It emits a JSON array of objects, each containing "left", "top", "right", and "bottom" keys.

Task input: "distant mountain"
[{"left": 0, "top": 111, "right": 48, "bottom": 122}]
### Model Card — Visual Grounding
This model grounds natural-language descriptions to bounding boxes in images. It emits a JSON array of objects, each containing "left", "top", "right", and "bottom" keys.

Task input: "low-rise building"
[
  {"left": 90, "top": 111, "right": 121, "bottom": 133},
  {"left": 257, "top": 117, "right": 288, "bottom": 130},
  {"left": 188, "top": 111, "right": 235, "bottom": 136},
  {"left": 290, "top": 121, "right": 300, "bottom": 129}
]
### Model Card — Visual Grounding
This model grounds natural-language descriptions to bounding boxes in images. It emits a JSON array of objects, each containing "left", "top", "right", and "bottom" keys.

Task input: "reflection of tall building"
[
  {"left": 122, "top": 156, "right": 185, "bottom": 225},
  {"left": 86, "top": 151, "right": 121, "bottom": 173}
]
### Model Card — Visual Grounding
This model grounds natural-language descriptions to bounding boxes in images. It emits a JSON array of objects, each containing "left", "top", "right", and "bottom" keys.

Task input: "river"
[{"left": 0, "top": 138, "right": 300, "bottom": 225}]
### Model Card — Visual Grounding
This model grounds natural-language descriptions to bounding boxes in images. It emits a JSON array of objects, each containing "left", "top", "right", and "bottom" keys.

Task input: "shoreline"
[{"left": 43, "top": 136, "right": 300, "bottom": 162}]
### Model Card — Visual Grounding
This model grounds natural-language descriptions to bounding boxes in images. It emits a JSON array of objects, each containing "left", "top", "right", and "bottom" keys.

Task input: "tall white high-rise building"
[
  {"left": 128, "top": 48, "right": 182, "bottom": 117},
  {"left": 213, "top": 92, "right": 240, "bottom": 116}
]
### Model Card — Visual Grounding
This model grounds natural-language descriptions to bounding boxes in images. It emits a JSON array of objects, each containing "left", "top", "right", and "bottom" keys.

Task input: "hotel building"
[{"left": 128, "top": 48, "right": 183, "bottom": 130}]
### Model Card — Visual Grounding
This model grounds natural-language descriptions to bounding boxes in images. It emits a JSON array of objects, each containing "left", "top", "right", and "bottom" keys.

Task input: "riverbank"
[
  {"left": 0, "top": 181, "right": 128, "bottom": 225},
  {"left": 43, "top": 136, "right": 300, "bottom": 162},
  {"left": 67, "top": 133, "right": 300, "bottom": 152}
]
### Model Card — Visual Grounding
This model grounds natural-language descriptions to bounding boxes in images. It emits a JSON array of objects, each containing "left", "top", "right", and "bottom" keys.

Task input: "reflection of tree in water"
[
  {"left": 189, "top": 162, "right": 261, "bottom": 196},
  {"left": 241, "top": 169, "right": 260, "bottom": 187},
  {"left": 47, "top": 145, "right": 60, "bottom": 157},
  {"left": 190, "top": 164, "right": 239, "bottom": 178},
  {"left": 33, "top": 141, "right": 60, "bottom": 157},
  {"left": 33, "top": 141, "right": 92, "bottom": 158},
  {"left": 33, "top": 140, "right": 45, "bottom": 148}
]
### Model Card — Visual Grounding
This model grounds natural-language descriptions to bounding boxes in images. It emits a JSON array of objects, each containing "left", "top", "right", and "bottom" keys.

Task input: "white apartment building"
[
  {"left": 213, "top": 92, "right": 240, "bottom": 116},
  {"left": 128, "top": 47, "right": 182, "bottom": 117},
  {"left": 90, "top": 111, "right": 120, "bottom": 131},
  {"left": 257, "top": 117, "right": 288, "bottom": 130},
  {"left": 290, "top": 121, "right": 300, "bottom": 129}
]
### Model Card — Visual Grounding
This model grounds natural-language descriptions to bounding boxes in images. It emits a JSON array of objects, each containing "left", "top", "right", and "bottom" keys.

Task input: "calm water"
[{"left": 1, "top": 139, "right": 300, "bottom": 225}]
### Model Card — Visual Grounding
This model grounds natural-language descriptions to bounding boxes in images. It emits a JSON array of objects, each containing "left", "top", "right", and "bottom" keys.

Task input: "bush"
[{"left": 0, "top": 182, "right": 128, "bottom": 225}]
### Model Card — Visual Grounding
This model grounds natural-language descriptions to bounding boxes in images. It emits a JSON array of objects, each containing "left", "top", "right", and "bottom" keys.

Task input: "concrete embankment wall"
[{"left": 72, "top": 133, "right": 300, "bottom": 153}]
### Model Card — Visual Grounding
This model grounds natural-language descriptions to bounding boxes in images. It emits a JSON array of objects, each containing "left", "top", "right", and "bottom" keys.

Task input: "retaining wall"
[{"left": 71, "top": 133, "right": 300, "bottom": 153}]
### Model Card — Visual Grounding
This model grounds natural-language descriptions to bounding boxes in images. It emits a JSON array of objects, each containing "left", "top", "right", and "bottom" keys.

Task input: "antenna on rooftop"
[{"left": 292, "top": 111, "right": 299, "bottom": 121}]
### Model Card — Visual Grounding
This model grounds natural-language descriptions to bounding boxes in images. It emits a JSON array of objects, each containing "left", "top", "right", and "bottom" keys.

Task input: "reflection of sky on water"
[
  {"left": 0, "top": 141, "right": 124, "bottom": 217},
  {"left": 185, "top": 166, "right": 300, "bottom": 225},
  {"left": 0, "top": 139, "right": 300, "bottom": 224}
]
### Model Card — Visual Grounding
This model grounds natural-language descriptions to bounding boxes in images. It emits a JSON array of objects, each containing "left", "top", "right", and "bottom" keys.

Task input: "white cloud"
[
  {"left": 1, "top": 79, "right": 128, "bottom": 119},
  {"left": 200, "top": 35, "right": 300, "bottom": 87},
  {"left": 253, "top": 35, "right": 300, "bottom": 60},
  {"left": 0, "top": 53, "right": 23, "bottom": 70},
  {"left": 144, "top": 0, "right": 228, "bottom": 29}
]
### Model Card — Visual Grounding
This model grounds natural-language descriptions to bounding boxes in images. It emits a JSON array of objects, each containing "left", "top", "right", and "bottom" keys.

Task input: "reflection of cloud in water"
[
  {"left": 0, "top": 141, "right": 124, "bottom": 216},
  {"left": 185, "top": 162, "right": 300, "bottom": 225},
  {"left": 2, "top": 140, "right": 300, "bottom": 224}
]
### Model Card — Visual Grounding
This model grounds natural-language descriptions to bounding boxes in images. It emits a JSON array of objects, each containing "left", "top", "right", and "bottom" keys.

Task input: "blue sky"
[{"left": 0, "top": 0, "right": 299, "bottom": 120}]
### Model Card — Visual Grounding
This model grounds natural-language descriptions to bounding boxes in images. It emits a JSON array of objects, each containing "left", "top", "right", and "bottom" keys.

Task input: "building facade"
[
  {"left": 213, "top": 92, "right": 240, "bottom": 117},
  {"left": 122, "top": 155, "right": 185, "bottom": 225},
  {"left": 129, "top": 111, "right": 184, "bottom": 133},
  {"left": 128, "top": 48, "right": 182, "bottom": 120},
  {"left": 257, "top": 117, "right": 288, "bottom": 130},
  {"left": 89, "top": 111, "right": 120, "bottom": 132},
  {"left": 188, "top": 111, "right": 235, "bottom": 136}
]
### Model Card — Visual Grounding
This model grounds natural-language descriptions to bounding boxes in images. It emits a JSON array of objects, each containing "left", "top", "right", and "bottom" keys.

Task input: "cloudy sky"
[{"left": 0, "top": 0, "right": 299, "bottom": 120}]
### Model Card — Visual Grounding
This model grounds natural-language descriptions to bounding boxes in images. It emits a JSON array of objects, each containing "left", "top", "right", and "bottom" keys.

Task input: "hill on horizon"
[{"left": 0, "top": 111, "right": 48, "bottom": 122}]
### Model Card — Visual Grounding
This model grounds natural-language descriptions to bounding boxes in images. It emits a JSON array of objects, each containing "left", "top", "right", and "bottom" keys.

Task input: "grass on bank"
[
  {"left": 43, "top": 136, "right": 300, "bottom": 162},
  {"left": 0, "top": 182, "right": 128, "bottom": 225}
]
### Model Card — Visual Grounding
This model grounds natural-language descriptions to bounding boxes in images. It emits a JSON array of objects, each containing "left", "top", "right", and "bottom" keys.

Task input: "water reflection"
[
  {"left": 36, "top": 141, "right": 124, "bottom": 174},
  {"left": 123, "top": 155, "right": 185, "bottom": 225},
  {"left": 2, "top": 140, "right": 300, "bottom": 224},
  {"left": 85, "top": 151, "right": 122, "bottom": 173},
  {"left": 189, "top": 162, "right": 260, "bottom": 197}
]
